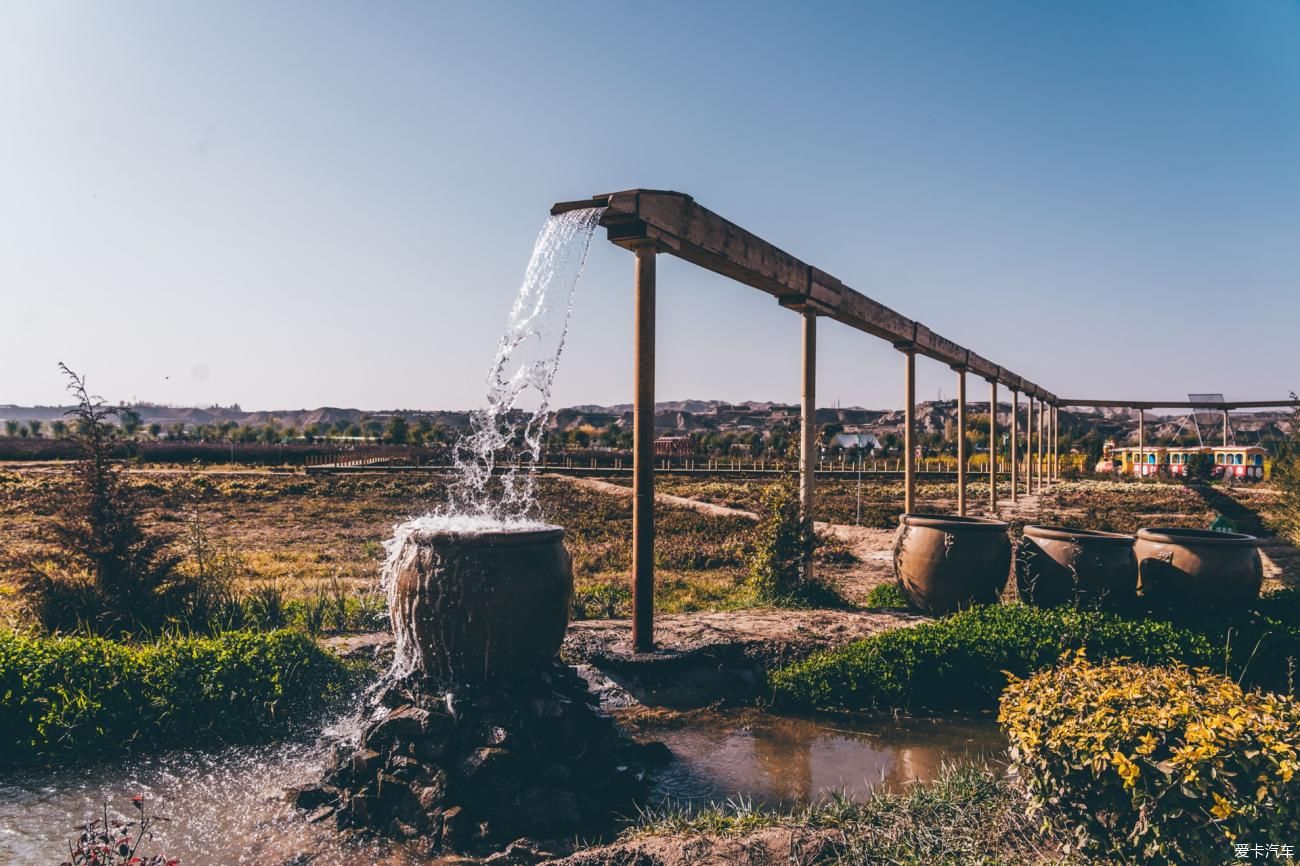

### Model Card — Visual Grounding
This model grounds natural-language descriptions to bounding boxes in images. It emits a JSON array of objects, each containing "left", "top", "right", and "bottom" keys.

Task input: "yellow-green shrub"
[{"left": 1000, "top": 652, "right": 1300, "bottom": 864}]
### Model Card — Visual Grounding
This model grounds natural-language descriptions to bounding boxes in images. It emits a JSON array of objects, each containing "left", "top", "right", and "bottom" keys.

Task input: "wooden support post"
[
  {"left": 1026, "top": 396, "right": 1034, "bottom": 495},
  {"left": 1053, "top": 405, "right": 1060, "bottom": 482},
  {"left": 900, "top": 345, "right": 916, "bottom": 515},
  {"left": 1138, "top": 408, "right": 1145, "bottom": 480},
  {"left": 631, "top": 244, "right": 656, "bottom": 653},
  {"left": 1047, "top": 404, "right": 1055, "bottom": 485},
  {"left": 1036, "top": 398, "right": 1044, "bottom": 492},
  {"left": 955, "top": 366, "right": 967, "bottom": 516},
  {"left": 989, "top": 379, "right": 998, "bottom": 513},
  {"left": 1223, "top": 410, "right": 1230, "bottom": 447},
  {"left": 800, "top": 311, "right": 817, "bottom": 579},
  {"left": 1010, "top": 390, "right": 1019, "bottom": 503}
]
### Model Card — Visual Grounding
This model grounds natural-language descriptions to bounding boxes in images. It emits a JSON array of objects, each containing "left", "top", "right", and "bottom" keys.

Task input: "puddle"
[
  {"left": 0, "top": 740, "right": 419, "bottom": 866},
  {"left": 620, "top": 708, "right": 1005, "bottom": 807},
  {"left": 1, "top": 710, "right": 1004, "bottom": 863}
]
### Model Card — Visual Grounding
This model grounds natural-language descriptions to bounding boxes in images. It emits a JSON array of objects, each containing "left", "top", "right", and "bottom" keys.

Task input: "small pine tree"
[{"left": 22, "top": 365, "right": 182, "bottom": 635}]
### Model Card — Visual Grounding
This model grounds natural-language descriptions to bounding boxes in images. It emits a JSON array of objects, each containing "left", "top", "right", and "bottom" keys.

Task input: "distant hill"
[{"left": 1, "top": 399, "right": 1292, "bottom": 445}]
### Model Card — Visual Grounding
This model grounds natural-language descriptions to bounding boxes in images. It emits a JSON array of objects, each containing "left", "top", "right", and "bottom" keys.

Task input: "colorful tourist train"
[{"left": 1096, "top": 441, "right": 1267, "bottom": 479}]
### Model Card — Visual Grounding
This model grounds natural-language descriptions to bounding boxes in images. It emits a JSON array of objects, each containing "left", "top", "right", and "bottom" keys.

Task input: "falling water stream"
[{"left": 379, "top": 206, "right": 605, "bottom": 680}]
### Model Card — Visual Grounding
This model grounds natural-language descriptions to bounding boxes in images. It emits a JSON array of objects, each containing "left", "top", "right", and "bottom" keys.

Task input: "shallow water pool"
[{"left": 2, "top": 710, "right": 1003, "bottom": 863}]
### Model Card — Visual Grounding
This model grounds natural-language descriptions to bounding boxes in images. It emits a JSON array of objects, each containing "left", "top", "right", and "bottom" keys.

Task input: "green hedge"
[
  {"left": 772, "top": 596, "right": 1300, "bottom": 713},
  {"left": 771, "top": 604, "right": 1218, "bottom": 712},
  {"left": 0, "top": 629, "right": 353, "bottom": 761}
]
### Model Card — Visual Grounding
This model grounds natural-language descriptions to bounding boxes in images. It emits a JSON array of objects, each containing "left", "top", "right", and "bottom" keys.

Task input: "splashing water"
[
  {"left": 448, "top": 206, "right": 605, "bottom": 520},
  {"left": 376, "top": 207, "right": 604, "bottom": 681}
]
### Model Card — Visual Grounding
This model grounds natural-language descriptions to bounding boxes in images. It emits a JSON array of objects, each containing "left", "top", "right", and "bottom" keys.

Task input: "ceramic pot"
[
  {"left": 1016, "top": 525, "right": 1137, "bottom": 610},
  {"left": 894, "top": 513, "right": 1011, "bottom": 615},
  {"left": 1135, "top": 526, "right": 1261, "bottom": 609},
  {"left": 390, "top": 526, "right": 573, "bottom": 684}
]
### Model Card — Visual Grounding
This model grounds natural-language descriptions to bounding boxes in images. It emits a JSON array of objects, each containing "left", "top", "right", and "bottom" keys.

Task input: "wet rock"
[
  {"left": 517, "top": 786, "right": 580, "bottom": 833},
  {"left": 441, "top": 805, "right": 470, "bottom": 850},
  {"left": 349, "top": 748, "right": 382, "bottom": 780},
  {"left": 290, "top": 783, "right": 338, "bottom": 810},
  {"left": 313, "top": 661, "right": 656, "bottom": 857},
  {"left": 460, "top": 746, "right": 516, "bottom": 780},
  {"left": 305, "top": 805, "right": 335, "bottom": 824},
  {"left": 363, "top": 705, "right": 432, "bottom": 748},
  {"left": 505, "top": 838, "right": 559, "bottom": 865}
]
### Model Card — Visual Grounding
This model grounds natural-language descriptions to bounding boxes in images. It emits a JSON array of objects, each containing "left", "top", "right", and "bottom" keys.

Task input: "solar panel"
[{"left": 1187, "top": 394, "right": 1230, "bottom": 446}]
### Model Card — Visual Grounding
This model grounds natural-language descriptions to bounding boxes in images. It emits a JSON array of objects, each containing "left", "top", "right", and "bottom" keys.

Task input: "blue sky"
[{"left": 2, "top": 1, "right": 1297, "bottom": 411}]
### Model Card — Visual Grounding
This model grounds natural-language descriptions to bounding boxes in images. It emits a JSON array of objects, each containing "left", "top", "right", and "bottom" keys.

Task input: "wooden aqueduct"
[{"left": 552, "top": 189, "right": 1295, "bottom": 652}]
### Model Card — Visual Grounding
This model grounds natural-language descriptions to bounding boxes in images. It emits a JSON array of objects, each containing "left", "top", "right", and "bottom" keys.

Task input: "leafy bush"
[
  {"left": 1184, "top": 451, "right": 1216, "bottom": 483},
  {"left": 1273, "top": 396, "right": 1300, "bottom": 544},
  {"left": 747, "top": 475, "right": 813, "bottom": 603},
  {"left": 745, "top": 475, "right": 844, "bottom": 607},
  {"left": 865, "top": 581, "right": 910, "bottom": 609},
  {"left": 0, "top": 629, "right": 353, "bottom": 762},
  {"left": 1001, "top": 653, "right": 1300, "bottom": 864},
  {"left": 771, "top": 604, "right": 1214, "bottom": 712}
]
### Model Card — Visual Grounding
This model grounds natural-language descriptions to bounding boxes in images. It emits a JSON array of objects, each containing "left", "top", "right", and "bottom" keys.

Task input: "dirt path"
[
  {"left": 555, "top": 474, "right": 1056, "bottom": 604},
  {"left": 553, "top": 473, "right": 759, "bottom": 520},
  {"left": 555, "top": 473, "right": 908, "bottom": 603}
]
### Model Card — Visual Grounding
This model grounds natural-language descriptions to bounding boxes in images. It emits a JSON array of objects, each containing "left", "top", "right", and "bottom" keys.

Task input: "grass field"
[
  {"left": 0, "top": 468, "right": 766, "bottom": 626},
  {"left": 2, "top": 465, "right": 1292, "bottom": 628}
]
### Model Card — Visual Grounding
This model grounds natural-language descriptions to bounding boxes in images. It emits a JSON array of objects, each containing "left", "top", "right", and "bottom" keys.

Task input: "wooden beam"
[
  {"left": 566, "top": 189, "right": 1053, "bottom": 397},
  {"left": 1060, "top": 399, "right": 1296, "bottom": 410}
]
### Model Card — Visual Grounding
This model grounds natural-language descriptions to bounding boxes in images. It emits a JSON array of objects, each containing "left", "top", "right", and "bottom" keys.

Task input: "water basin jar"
[
  {"left": 389, "top": 525, "right": 573, "bottom": 685},
  {"left": 893, "top": 514, "right": 1011, "bottom": 615},
  {"left": 1135, "top": 526, "right": 1262, "bottom": 609},
  {"left": 1016, "top": 525, "right": 1137, "bottom": 610}
]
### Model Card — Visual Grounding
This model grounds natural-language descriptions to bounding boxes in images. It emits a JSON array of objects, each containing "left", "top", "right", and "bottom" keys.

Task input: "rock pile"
[{"left": 294, "top": 661, "right": 654, "bottom": 860}]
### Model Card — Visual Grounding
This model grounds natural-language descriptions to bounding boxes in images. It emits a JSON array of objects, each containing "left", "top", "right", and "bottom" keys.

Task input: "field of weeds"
[{"left": 0, "top": 468, "right": 768, "bottom": 625}]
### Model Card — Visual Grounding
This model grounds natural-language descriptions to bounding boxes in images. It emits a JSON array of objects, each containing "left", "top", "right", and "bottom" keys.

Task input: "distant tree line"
[{"left": 0, "top": 412, "right": 454, "bottom": 447}]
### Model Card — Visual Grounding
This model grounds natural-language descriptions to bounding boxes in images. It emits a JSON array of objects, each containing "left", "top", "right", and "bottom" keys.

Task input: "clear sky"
[{"left": 2, "top": 1, "right": 1297, "bottom": 412}]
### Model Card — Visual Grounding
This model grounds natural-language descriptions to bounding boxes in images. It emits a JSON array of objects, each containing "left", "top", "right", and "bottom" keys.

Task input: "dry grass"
[
  {"left": 628, "top": 760, "right": 1072, "bottom": 865},
  {"left": 0, "top": 468, "right": 767, "bottom": 625}
]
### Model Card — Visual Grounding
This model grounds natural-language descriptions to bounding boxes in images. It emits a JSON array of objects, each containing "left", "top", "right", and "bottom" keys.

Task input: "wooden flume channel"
[{"left": 551, "top": 189, "right": 1297, "bottom": 652}]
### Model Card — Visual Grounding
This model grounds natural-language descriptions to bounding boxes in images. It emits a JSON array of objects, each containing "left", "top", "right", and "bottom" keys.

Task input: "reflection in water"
[
  {"left": 0, "top": 740, "right": 420, "bottom": 866},
  {"left": 1, "top": 710, "right": 1003, "bottom": 863},
  {"left": 621, "top": 709, "right": 1005, "bottom": 808}
]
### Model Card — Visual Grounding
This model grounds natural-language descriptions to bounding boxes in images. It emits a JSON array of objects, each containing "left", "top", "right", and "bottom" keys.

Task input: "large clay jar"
[
  {"left": 1016, "top": 525, "right": 1137, "bottom": 610},
  {"left": 894, "top": 514, "right": 1011, "bottom": 615},
  {"left": 389, "top": 526, "right": 573, "bottom": 685},
  {"left": 1135, "top": 526, "right": 1262, "bottom": 609}
]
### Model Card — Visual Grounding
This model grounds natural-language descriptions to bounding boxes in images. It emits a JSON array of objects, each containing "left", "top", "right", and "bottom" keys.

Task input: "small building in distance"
[
  {"left": 831, "top": 432, "right": 883, "bottom": 453},
  {"left": 653, "top": 435, "right": 694, "bottom": 457}
]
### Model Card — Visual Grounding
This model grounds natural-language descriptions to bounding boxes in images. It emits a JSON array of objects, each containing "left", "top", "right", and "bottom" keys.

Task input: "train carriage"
[{"left": 1097, "top": 442, "right": 1266, "bottom": 480}]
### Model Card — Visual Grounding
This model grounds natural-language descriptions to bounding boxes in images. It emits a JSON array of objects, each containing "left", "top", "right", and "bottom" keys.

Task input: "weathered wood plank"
[
  {"left": 1061, "top": 399, "right": 1296, "bottom": 410},
  {"left": 566, "top": 189, "right": 1062, "bottom": 399},
  {"left": 914, "top": 325, "right": 966, "bottom": 368}
]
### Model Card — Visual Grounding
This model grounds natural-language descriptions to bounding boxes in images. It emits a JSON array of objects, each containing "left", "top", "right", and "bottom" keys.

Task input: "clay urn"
[
  {"left": 1016, "top": 525, "right": 1137, "bottom": 610},
  {"left": 893, "top": 513, "right": 1011, "bottom": 615},
  {"left": 388, "top": 524, "right": 573, "bottom": 685},
  {"left": 1135, "top": 526, "right": 1262, "bottom": 609}
]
